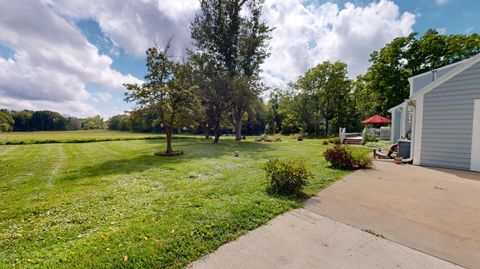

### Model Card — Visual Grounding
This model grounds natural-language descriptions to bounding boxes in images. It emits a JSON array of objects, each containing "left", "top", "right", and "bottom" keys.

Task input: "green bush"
[
  {"left": 352, "top": 151, "right": 373, "bottom": 169},
  {"left": 322, "top": 140, "right": 329, "bottom": 145},
  {"left": 324, "top": 145, "right": 372, "bottom": 169},
  {"left": 328, "top": 137, "right": 341, "bottom": 144},
  {"left": 263, "top": 159, "right": 312, "bottom": 196},
  {"left": 363, "top": 132, "right": 378, "bottom": 143}
]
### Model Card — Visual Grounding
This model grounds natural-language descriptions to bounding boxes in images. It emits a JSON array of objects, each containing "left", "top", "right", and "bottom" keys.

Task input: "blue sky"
[{"left": 0, "top": 0, "right": 478, "bottom": 118}]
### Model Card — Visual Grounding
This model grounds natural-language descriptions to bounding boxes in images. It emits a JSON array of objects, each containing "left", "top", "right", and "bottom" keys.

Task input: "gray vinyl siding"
[
  {"left": 420, "top": 62, "right": 480, "bottom": 170},
  {"left": 392, "top": 109, "right": 401, "bottom": 142}
]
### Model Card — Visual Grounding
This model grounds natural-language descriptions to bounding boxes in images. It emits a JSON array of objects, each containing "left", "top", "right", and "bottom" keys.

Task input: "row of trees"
[
  {"left": 123, "top": 0, "right": 272, "bottom": 153},
  {"left": 262, "top": 30, "right": 480, "bottom": 137},
  {"left": 0, "top": 109, "right": 106, "bottom": 132}
]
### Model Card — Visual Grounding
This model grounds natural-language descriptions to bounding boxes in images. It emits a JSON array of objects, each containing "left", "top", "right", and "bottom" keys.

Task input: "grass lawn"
[
  {"left": 0, "top": 130, "right": 171, "bottom": 145},
  {"left": 0, "top": 134, "right": 369, "bottom": 268}
]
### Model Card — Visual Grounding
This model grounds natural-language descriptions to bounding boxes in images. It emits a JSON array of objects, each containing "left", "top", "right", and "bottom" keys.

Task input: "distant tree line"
[
  {"left": 0, "top": 109, "right": 106, "bottom": 132},
  {"left": 3, "top": 5, "right": 480, "bottom": 146},
  {"left": 263, "top": 29, "right": 480, "bottom": 137}
]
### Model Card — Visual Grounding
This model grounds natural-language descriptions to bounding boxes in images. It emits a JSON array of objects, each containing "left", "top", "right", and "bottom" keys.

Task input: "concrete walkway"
[
  {"left": 189, "top": 209, "right": 460, "bottom": 269},
  {"left": 189, "top": 161, "right": 480, "bottom": 269},
  {"left": 306, "top": 161, "right": 480, "bottom": 269}
]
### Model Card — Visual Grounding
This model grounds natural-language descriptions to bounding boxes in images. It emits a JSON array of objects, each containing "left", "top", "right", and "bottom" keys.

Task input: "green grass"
[
  {"left": 0, "top": 135, "right": 369, "bottom": 268},
  {"left": 0, "top": 130, "right": 174, "bottom": 145}
]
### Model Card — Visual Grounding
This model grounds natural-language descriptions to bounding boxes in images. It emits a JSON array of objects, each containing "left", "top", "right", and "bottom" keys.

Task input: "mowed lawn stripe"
[
  {"left": 0, "top": 138, "right": 369, "bottom": 268},
  {"left": 0, "top": 146, "right": 17, "bottom": 156}
]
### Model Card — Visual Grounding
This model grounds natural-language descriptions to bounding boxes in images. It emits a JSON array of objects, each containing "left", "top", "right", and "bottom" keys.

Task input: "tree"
[
  {"left": 296, "top": 61, "right": 352, "bottom": 136},
  {"left": 30, "top": 111, "right": 68, "bottom": 131},
  {"left": 190, "top": 53, "right": 233, "bottom": 143},
  {"left": 124, "top": 45, "right": 200, "bottom": 154},
  {"left": 82, "top": 115, "right": 104, "bottom": 130},
  {"left": 364, "top": 30, "right": 480, "bottom": 114},
  {"left": 107, "top": 114, "right": 130, "bottom": 131},
  {"left": 0, "top": 109, "right": 14, "bottom": 132},
  {"left": 191, "top": 0, "right": 271, "bottom": 142},
  {"left": 11, "top": 110, "right": 33, "bottom": 131},
  {"left": 68, "top": 117, "right": 82, "bottom": 130}
]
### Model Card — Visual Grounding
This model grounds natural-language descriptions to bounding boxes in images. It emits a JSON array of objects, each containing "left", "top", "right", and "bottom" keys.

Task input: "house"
[{"left": 389, "top": 53, "right": 480, "bottom": 172}]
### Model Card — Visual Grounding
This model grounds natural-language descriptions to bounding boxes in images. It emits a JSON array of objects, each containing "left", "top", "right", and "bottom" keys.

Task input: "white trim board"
[
  {"left": 413, "top": 95, "right": 424, "bottom": 166},
  {"left": 471, "top": 100, "right": 480, "bottom": 172}
]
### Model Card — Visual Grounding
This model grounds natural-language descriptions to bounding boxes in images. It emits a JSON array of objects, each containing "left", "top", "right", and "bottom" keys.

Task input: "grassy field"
[
  {"left": 0, "top": 134, "right": 369, "bottom": 268},
  {"left": 0, "top": 130, "right": 171, "bottom": 145}
]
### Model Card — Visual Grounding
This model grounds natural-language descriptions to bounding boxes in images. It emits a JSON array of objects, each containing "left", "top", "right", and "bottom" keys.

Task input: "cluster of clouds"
[{"left": 0, "top": 0, "right": 415, "bottom": 117}]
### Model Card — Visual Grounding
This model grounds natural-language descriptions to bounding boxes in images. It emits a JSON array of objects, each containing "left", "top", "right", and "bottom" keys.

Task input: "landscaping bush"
[
  {"left": 322, "top": 140, "right": 329, "bottom": 145},
  {"left": 256, "top": 135, "right": 281, "bottom": 142},
  {"left": 363, "top": 132, "right": 378, "bottom": 143},
  {"left": 263, "top": 159, "right": 312, "bottom": 196},
  {"left": 328, "top": 137, "right": 341, "bottom": 144},
  {"left": 351, "top": 151, "right": 373, "bottom": 169},
  {"left": 324, "top": 145, "right": 372, "bottom": 169}
]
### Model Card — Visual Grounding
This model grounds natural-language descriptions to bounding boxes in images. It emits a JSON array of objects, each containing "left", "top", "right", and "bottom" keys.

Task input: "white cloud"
[
  {"left": 50, "top": 0, "right": 415, "bottom": 89},
  {"left": 49, "top": 0, "right": 200, "bottom": 58},
  {"left": 0, "top": 0, "right": 416, "bottom": 116},
  {"left": 0, "top": 0, "right": 142, "bottom": 117},
  {"left": 435, "top": 0, "right": 448, "bottom": 6},
  {"left": 261, "top": 0, "right": 415, "bottom": 87},
  {"left": 92, "top": 92, "right": 113, "bottom": 103}
]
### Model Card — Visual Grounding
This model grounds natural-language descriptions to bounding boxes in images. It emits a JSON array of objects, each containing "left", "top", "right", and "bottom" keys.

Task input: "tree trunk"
[
  {"left": 325, "top": 119, "right": 329, "bottom": 138},
  {"left": 213, "top": 120, "right": 221, "bottom": 144},
  {"left": 234, "top": 117, "right": 242, "bottom": 141},
  {"left": 204, "top": 124, "right": 210, "bottom": 139},
  {"left": 166, "top": 127, "right": 173, "bottom": 153}
]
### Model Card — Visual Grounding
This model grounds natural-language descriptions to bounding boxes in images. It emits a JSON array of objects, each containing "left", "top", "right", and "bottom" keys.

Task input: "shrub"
[
  {"left": 322, "top": 140, "right": 329, "bottom": 145},
  {"left": 352, "top": 152, "right": 373, "bottom": 169},
  {"left": 324, "top": 145, "right": 354, "bottom": 169},
  {"left": 328, "top": 137, "right": 341, "bottom": 144},
  {"left": 323, "top": 145, "right": 372, "bottom": 169},
  {"left": 256, "top": 135, "right": 281, "bottom": 142},
  {"left": 363, "top": 132, "right": 378, "bottom": 143},
  {"left": 263, "top": 159, "right": 312, "bottom": 196}
]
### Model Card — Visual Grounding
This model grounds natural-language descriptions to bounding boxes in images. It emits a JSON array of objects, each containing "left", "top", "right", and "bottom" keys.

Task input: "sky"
[{"left": 0, "top": 0, "right": 479, "bottom": 118}]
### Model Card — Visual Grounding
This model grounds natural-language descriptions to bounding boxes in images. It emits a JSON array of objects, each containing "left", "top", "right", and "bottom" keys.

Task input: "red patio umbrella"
[{"left": 362, "top": 115, "right": 391, "bottom": 125}]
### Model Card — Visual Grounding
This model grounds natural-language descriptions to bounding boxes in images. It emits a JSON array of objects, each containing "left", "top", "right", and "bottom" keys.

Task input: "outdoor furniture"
[{"left": 373, "top": 144, "right": 398, "bottom": 159}]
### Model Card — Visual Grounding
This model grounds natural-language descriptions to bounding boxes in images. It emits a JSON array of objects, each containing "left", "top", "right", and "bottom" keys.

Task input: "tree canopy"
[{"left": 124, "top": 45, "right": 200, "bottom": 153}]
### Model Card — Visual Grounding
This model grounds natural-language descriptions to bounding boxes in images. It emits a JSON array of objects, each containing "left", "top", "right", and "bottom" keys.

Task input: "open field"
[
  {"left": 0, "top": 135, "right": 369, "bottom": 268},
  {"left": 0, "top": 130, "right": 171, "bottom": 145}
]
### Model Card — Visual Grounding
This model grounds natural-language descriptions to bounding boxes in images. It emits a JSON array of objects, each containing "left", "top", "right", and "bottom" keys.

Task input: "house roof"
[
  {"left": 387, "top": 101, "right": 407, "bottom": 113},
  {"left": 410, "top": 53, "right": 480, "bottom": 100}
]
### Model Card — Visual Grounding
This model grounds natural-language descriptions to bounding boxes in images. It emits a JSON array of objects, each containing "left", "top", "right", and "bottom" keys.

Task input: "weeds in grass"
[{"left": 362, "top": 229, "right": 386, "bottom": 239}]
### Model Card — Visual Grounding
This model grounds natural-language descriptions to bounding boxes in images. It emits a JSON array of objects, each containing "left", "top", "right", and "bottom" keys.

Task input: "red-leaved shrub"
[{"left": 324, "top": 145, "right": 372, "bottom": 169}]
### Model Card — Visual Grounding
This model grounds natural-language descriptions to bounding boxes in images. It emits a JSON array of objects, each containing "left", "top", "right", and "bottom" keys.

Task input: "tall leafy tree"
[
  {"left": 364, "top": 30, "right": 480, "bottom": 113},
  {"left": 296, "top": 61, "right": 352, "bottom": 136},
  {"left": 0, "top": 109, "right": 14, "bottom": 132},
  {"left": 124, "top": 45, "right": 200, "bottom": 154},
  {"left": 191, "top": 0, "right": 271, "bottom": 142}
]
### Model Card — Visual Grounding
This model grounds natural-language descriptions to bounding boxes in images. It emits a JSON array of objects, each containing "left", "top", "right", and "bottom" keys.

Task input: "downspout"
[{"left": 402, "top": 99, "right": 415, "bottom": 163}]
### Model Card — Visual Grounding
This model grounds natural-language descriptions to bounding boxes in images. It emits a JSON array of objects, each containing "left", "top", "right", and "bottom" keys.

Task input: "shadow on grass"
[{"left": 60, "top": 139, "right": 276, "bottom": 181}]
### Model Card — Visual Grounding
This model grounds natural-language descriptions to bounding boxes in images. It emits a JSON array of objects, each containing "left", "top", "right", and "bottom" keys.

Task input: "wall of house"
[
  {"left": 420, "top": 62, "right": 480, "bottom": 170},
  {"left": 391, "top": 109, "right": 401, "bottom": 143}
]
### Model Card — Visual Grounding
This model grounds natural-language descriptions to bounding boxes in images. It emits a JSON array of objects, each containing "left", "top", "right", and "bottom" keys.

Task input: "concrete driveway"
[
  {"left": 305, "top": 161, "right": 480, "bottom": 269},
  {"left": 190, "top": 161, "right": 480, "bottom": 269}
]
